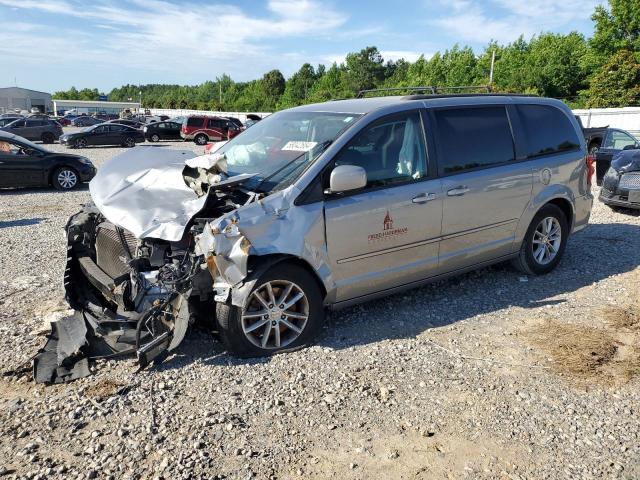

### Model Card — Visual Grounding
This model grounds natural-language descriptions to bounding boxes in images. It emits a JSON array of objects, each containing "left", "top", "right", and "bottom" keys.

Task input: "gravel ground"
[{"left": 1, "top": 132, "right": 639, "bottom": 479}]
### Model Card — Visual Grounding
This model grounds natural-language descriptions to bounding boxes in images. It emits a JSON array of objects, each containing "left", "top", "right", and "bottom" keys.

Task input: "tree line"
[{"left": 53, "top": 0, "right": 640, "bottom": 111}]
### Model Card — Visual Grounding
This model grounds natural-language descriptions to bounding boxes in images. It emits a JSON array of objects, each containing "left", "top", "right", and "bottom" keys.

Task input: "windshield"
[
  {"left": 217, "top": 111, "right": 361, "bottom": 191},
  {"left": 82, "top": 124, "right": 99, "bottom": 133}
]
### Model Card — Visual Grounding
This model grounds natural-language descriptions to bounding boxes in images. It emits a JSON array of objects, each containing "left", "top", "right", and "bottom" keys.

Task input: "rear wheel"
[
  {"left": 194, "top": 133, "right": 208, "bottom": 145},
  {"left": 512, "top": 204, "right": 568, "bottom": 275},
  {"left": 41, "top": 132, "right": 55, "bottom": 144},
  {"left": 216, "top": 263, "right": 324, "bottom": 357},
  {"left": 52, "top": 167, "right": 79, "bottom": 190}
]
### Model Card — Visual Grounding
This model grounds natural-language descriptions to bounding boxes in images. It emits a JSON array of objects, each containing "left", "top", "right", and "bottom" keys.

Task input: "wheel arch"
[{"left": 246, "top": 254, "right": 328, "bottom": 301}]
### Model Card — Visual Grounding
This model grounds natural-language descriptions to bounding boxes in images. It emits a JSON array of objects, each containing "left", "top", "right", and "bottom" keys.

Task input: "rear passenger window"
[
  {"left": 332, "top": 111, "right": 427, "bottom": 189},
  {"left": 434, "top": 107, "right": 514, "bottom": 174},
  {"left": 517, "top": 105, "right": 580, "bottom": 158},
  {"left": 187, "top": 117, "right": 204, "bottom": 128}
]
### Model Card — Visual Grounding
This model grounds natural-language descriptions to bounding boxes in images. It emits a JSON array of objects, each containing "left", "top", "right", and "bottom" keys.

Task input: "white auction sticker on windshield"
[{"left": 281, "top": 141, "right": 317, "bottom": 152}]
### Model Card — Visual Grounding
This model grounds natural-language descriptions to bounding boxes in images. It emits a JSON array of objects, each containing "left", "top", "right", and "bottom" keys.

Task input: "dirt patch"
[
  {"left": 604, "top": 302, "right": 640, "bottom": 331},
  {"left": 84, "top": 378, "right": 124, "bottom": 399},
  {"left": 527, "top": 320, "right": 640, "bottom": 386}
]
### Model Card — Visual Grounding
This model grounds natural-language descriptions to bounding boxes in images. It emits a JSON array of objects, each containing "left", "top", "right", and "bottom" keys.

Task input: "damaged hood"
[
  {"left": 90, "top": 147, "right": 211, "bottom": 241},
  {"left": 612, "top": 149, "right": 640, "bottom": 173}
]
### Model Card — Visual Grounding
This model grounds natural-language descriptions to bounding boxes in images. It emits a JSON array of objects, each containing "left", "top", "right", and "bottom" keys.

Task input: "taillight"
[{"left": 586, "top": 154, "right": 595, "bottom": 186}]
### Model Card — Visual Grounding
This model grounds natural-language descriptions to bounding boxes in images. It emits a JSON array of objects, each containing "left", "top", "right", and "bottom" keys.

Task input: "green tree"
[
  {"left": 590, "top": 0, "right": 640, "bottom": 62},
  {"left": 344, "top": 46, "right": 385, "bottom": 94},
  {"left": 583, "top": 49, "right": 640, "bottom": 107}
]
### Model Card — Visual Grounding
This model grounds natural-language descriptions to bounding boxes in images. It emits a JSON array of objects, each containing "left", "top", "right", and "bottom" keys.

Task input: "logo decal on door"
[{"left": 368, "top": 211, "right": 408, "bottom": 242}]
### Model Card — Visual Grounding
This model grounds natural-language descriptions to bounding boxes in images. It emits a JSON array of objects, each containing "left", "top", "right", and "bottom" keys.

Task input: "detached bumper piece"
[{"left": 35, "top": 226, "right": 191, "bottom": 384}]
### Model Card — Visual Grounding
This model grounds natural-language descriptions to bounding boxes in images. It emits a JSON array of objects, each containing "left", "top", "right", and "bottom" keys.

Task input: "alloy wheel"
[
  {"left": 57, "top": 169, "right": 77, "bottom": 189},
  {"left": 241, "top": 280, "right": 309, "bottom": 349},
  {"left": 532, "top": 216, "right": 561, "bottom": 265},
  {"left": 125, "top": 137, "right": 135, "bottom": 147}
]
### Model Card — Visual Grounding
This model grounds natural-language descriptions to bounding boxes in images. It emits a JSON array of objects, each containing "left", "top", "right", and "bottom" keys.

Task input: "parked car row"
[{"left": 0, "top": 130, "right": 96, "bottom": 190}]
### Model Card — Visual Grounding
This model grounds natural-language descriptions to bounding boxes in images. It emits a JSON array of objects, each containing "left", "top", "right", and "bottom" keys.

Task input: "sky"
[{"left": 0, "top": 0, "right": 603, "bottom": 93}]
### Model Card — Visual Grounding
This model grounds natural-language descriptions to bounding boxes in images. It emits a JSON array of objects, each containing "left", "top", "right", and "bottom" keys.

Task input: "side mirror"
[{"left": 328, "top": 165, "right": 367, "bottom": 193}]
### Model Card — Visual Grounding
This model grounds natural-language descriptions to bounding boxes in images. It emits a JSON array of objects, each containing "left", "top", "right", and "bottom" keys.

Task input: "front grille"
[
  {"left": 619, "top": 172, "right": 640, "bottom": 190},
  {"left": 95, "top": 223, "right": 137, "bottom": 279}
]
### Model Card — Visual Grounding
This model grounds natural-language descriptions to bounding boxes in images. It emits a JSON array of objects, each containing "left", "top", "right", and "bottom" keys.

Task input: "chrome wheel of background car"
[
  {"left": 124, "top": 137, "right": 135, "bottom": 147},
  {"left": 57, "top": 169, "right": 78, "bottom": 189},
  {"left": 241, "top": 280, "right": 309, "bottom": 350},
  {"left": 195, "top": 134, "right": 208, "bottom": 145},
  {"left": 532, "top": 217, "right": 561, "bottom": 265},
  {"left": 151, "top": 134, "right": 160, "bottom": 142},
  {"left": 76, "top": 138, "right": 87, "bottom": 148}
]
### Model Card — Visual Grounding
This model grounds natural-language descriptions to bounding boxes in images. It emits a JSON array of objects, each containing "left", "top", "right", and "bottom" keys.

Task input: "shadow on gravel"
[
  {"left": 0, "top": 184, "right": 89, "bottom": 196},
  {"left": 145, "top": 222, "right": 640, "bottom": 371},
  {"left": 0, "top": 218, "right": 45, "bottom": 228}
]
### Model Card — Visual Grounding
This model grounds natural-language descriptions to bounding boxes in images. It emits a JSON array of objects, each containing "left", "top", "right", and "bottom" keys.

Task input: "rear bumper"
[{"left": 572, "top": 193, "right": 593, "bottom": 233}]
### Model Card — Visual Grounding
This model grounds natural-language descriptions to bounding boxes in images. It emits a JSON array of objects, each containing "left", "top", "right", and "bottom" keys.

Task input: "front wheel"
[
  {"left": 52, "top": 167, "right": 79, "bottom": 190},
  {"left": 512, "top": 204, "right": 568, "bottom": 275},
  {"left": 215, "top": 263, "right": 324, "bottom": 357},
  {"left": 75, "top": 138, "right": 87, "bottom": 148},
  {"left": 41, "top": 132, "right": 55, "bottom": 144}
]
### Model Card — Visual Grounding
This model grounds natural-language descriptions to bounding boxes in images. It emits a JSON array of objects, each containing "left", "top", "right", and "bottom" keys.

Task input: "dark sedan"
[
  {"left": 106, "top": 119, "right": 144, "bottom": 129},
  {"left": 0, "top": 131, "right": 95, "bottom": 190},
  {"left": 143, "top": 121, "right": 182, "bottom": 141},
  {"left": 593, "top": 128, "right": 640, "bottom": 185},
  {"left": 59, "top": 123, "right": 145, "bottom": 148},
  {"left": 71, "top": 116, "right": 102, "bottom": 127},
  {"left": 599, "top": 150, "right": 640, "bottom": 211}
]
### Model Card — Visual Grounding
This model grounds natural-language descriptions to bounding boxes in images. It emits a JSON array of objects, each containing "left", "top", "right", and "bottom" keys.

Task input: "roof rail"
[{"left": 356, "top": 85, "right": 492, "bottom": 98}]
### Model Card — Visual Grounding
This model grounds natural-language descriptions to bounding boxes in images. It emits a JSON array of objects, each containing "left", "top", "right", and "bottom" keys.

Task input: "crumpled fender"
[{"left": 195, "top": 185, "right": 335, "bottom": 307}]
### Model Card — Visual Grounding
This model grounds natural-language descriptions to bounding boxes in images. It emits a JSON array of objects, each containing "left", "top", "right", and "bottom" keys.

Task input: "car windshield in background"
[
  {"left": 217, "top": 111, "right": 360, "bottom": 191},
  {"left": 82, "top": 125, "right": 99, "bottom": 133}
]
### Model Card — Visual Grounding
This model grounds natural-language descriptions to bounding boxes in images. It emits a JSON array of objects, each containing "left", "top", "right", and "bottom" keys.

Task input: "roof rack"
[{"left": 356, "top": 85, "right": 492, "bottom": 98}]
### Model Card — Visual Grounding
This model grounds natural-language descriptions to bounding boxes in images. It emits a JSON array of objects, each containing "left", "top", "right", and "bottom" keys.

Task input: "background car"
[
  {"left": 0, "top": 117, "right": 63, "bottom": 143},
  {"left": 71, "top": 116, "right": 102, "bottom": 127},
  {"left": 106, "top": 119, "right": 144, "bottom": 129},
  {"left": 59, "top": 123, "right": 145, "bottom": 148},
  {"left": 0, "top": 131, "right": 95, "bottom": 190},
  {"left": 180, "top": 115, "right": 241, "bottom": 145},
  {"left": 592, "top": 128, "right": 640, "bottom": 185},
  {"left": 54, "top": 116, "right": 72, "bottom": 126},
  {"left": 143, "top": 121, "right": 182, "bottom": 142},
  {"left": 0, "top": 116, "right": 22, "bottom": 127}
]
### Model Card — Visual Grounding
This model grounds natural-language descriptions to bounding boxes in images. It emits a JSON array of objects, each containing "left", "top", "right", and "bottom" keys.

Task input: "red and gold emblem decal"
[{"left": 368, "top": 211, "right": 408, "bottom": 242}]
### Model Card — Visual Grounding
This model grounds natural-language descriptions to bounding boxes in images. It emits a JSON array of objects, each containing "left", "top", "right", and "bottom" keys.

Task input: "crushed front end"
[
  {"left": 600, "top": 150, "right": 640, "bottom": 210},
  {"left": 34, "top": 147, "right": 256, "bottom": 383}
]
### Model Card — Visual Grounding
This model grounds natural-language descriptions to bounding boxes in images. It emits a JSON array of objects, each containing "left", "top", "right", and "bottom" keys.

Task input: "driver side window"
[
  {"left": 330, "top": 111, "right": 427, "bottom": 190},
  {"left": 0, "top": 140, "right": 25, "bottom": 156},
  {"left": 604, "top": 130, "right": 637, "bottom": 150}
]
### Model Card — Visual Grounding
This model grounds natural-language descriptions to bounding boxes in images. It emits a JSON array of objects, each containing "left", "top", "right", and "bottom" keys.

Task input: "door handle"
[
  {"left": 447, "top": 186, "right": 470, "bottom": 196},
  {"left": 412, "top": 192, "right": 436, "bottom": 204}
]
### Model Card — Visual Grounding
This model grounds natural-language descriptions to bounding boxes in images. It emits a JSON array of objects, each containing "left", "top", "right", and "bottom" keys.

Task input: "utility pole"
[
  {"left": 219, "top": 82, "right": 222, "bottom": 108},
  {"left": 489, "top": 50, "right": 496, "bottom": 85}
]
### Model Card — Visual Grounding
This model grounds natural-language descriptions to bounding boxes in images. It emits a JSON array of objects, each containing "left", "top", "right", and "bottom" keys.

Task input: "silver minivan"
[{"left": 45, "top": 94, "right": 593, "bottom": 382}]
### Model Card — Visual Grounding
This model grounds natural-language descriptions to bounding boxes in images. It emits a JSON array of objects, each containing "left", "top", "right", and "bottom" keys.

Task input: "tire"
[
  {"left": 216, "top": 263, "right": 324, "bottom": 357},
  {"left": 52, "top": 167, "right": 79, "bottom": 190},
  {"left": 123, "top": 137, "right": 135, "bottom": 147},
  {"left": 75, "top": 138, "right": 87, "bottom": 148},
  {"left": 512, "top": 204, "right": 569, "bottom": 275},
  {"left": 41, "top": 132, "right": 55, "bottom": 144},
  {"left": 194, "top": 133, "right": 208, "bottom": 145},
  {"left": 150, "top": 133, "right": 160, "bottom": 142}
]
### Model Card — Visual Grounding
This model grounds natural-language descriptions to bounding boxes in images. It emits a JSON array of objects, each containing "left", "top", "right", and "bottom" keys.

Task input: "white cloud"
[
  {"left": 429, "top": 0, "right": 601, "bottom": 44},
  {"left": 0, "top": 0, "right": 349, "bottom": 80}
]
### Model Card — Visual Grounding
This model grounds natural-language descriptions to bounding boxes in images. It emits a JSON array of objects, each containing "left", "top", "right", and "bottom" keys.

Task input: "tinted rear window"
[
  {"left": 517, "top": 105, "right": 580, "bottom": 158},
  {"left": 435, "top": 106, "right": 515, "bottom": 174},
  {"left": 187, "top": 117, "right": 204, "bottom": 127}
]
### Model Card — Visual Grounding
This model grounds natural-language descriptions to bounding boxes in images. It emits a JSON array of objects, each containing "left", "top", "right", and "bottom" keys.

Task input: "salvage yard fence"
[{"left": 573, "top": 107, "right": 640, "bottom": 138}]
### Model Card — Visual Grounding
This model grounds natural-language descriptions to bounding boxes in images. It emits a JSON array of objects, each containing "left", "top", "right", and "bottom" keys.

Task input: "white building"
[
  {"left": 53, "top": 99, "right": 141, "bottom": 116},
  {"left": 0, "top": 87, "right": 53, "bottom": 114}
]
